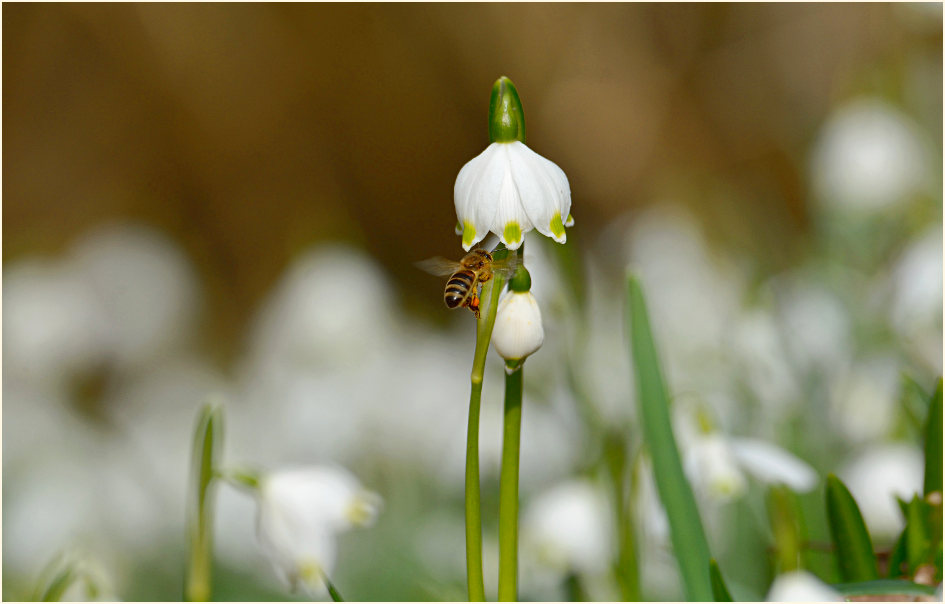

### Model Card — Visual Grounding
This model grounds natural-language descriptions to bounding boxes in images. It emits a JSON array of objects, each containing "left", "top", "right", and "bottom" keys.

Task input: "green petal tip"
[
  {"left": 462, "top": 221, "right": 477, "bottom": 249},
  {"left": 503, "top": 222, "right": 522, "bottom": 247},
  {"left": 550, "top": 213, "right": 566, "bottom": 240}
]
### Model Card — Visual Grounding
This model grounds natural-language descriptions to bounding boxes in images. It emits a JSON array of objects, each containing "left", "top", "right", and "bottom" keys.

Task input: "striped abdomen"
[{"left": 444, "top": 270, "right": 476, "bottom": 309}]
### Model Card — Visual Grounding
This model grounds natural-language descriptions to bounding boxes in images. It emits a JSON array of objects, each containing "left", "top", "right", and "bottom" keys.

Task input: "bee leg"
[{"left": 469, "top": 294, "right": 481, "bottom": 319}]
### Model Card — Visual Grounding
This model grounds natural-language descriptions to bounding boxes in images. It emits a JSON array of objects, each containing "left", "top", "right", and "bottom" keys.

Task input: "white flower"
[
  {"left": 675, "top": 404, "right": 818, "bottom": 503},
  {"left": 810, "top": 98, "right": 929, "bottom": 211},
  {"left": 766, "top": 570, "right": 842, "bottom": 602},
  {"left": 839, "top": 444, "right": 923, "bottom": 539},
  {"left": 523, "top": 479, "right": 613, "bottom": 575},
  {"left": 492, "top": 290, "right": 545, "bottom": 362},
  {"left": 256, "top": 467, "right": 381, "bottom": 596},
  {"left": 455, "top": 141, "right": 572, "bottom": 251}
]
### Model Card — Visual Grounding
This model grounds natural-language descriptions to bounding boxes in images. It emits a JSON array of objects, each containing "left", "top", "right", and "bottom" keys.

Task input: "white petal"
[
  {"left": 506, "top": 142, "right": 570, "bottom": 240},
  {"left": 766, "top": 570, "right": 842, "bottom": 602},
  {"left": 685, "top": 434, "right": 747, "bottom": 501},
  {"left": 730, "top": 438, "right": 818, "bottom": 492},
  {"left": 454, "top": 144, "right": 502, "bottom": 250},
  {"left": 492, "top": 149, "right": 531, "bottom": 249}
]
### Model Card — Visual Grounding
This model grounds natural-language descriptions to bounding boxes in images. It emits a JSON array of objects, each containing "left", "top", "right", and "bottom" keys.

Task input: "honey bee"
[{"left": 416, "top": 248, "right": 520, "bottom": 318}]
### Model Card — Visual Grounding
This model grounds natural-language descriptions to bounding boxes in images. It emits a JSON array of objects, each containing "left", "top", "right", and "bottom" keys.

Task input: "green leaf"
[
  {"left": 923, "top": 378, "right": 942, "bottom": 495},
  {"left": 325, "top": 576, "right": 345, "bottom": 602},
  {"left": 905, "top": 495, "right": 931, "bottom": 572},
  {"left": 887, "top": 528, "right": 909, "bottom": 578},
  {"left": 831, "top": 579, "right": 937, "bottom": 597},
  {"left": 626, "top": 274, "right": 712, "bottom": 601},
  {"left": 709, "top": 559, "right": 733, "bottom": 602},
  {"left": 38, "top": 566, "right": 77, "bottom": 602},
  {"left": 825, "top": 474, "right": 878, "bottom": 581},
  {"left": 185, "top": 401, "right": 224, "bottom": 602}
]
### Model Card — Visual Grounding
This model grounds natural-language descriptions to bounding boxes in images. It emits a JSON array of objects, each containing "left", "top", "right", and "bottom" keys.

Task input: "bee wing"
[
  {"left": 415, "top": 257, "right": 463, "bottom": 277},
  {"left": 492, "top": 252, "right": 524, "bottom": 280}
]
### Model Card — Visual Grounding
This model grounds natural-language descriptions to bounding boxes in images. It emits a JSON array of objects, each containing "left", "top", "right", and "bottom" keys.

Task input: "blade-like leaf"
[
  {"left": 825, "top": 474, "right": 878, "bottom": 582},
  {"left": 887, "top": 528, "right": 909, "bottom": 578},
  {"left": 905, "top": 495, "right": 931, "bottom": 572},
  {"left": 626, "top": 274, "right": 712, "bottom": 601},
  {"left": 923, "top": 378, "right": 942, "bottom": 495},
  {"left": 709, "top": 559, "right": 734, "bottom": 602},
  {"left": 831, "top": 579, "right": 936, "bottom": 597}
]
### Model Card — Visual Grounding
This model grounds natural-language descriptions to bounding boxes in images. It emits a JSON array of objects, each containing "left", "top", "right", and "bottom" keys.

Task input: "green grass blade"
[
  {"left": 905, "top": 495, "right": 931, "bottom": 572},
  {"left": 831, "top": 579, "right": 936, "bottom": 597},
  {"left": 709, "top": 559, "right": 734, "bottom": 602},
  {"left": 825, "top": 474, "right": 878, "bottom": 582},
  {"left": 626, "top": 274, "right": 712, "bottom": 601},
  {"left": 923, "top": 378, "right": 942, "bottom": 495}
]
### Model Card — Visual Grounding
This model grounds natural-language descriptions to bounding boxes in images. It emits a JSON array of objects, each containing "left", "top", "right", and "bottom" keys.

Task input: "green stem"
[
  {"left": 466, "top": 264, "right": 509, "bottom": 602},
  {"left": 604, "top": 432, "right": 641, "bottom": 600},
  {"left": 185, "top": 403, "right": 223, "bottom": 602},
  {"left": 498, "top": 363, "right": 523, "bottom": 602}
]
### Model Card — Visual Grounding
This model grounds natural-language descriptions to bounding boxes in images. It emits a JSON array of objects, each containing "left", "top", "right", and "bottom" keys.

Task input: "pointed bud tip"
[{"left": 489, "top": 76, "right": 526, "bottom": 143}]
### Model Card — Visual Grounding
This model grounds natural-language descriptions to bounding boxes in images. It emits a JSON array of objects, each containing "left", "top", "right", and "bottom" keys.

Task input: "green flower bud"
[
  {"left": 488, "top": 76, "right": 526, "bottom": 143},
  {"left": 508, "top": 264, "right": 532, "bottom": 293}
]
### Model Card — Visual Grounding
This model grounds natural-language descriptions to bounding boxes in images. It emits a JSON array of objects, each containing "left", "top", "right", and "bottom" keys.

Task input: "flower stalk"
[
  {"left": 185, "top": 402, "right": 223, "bottom": 602},
  {"left": 498, "top": 361, "right": 524, "bottom": 602},
  {"left": 465, "top": 245, "right": 513, "bottom": 602}
]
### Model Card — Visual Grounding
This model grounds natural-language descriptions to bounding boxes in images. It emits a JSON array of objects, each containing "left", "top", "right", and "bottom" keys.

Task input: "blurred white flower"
[
  {"left": 675, "top": 404, "right": 818, "bottom": 502},
  {"left": 728, "top": 438, "right": 818, "bottom": 492},
  {"left": 2, "top": 259, "right": 109, "bottom": 381},
  {"left": 840, "top": 443, "right": 923, "bottom": 539},
  {"left": 455, "top": 141, "right": 572, "bottom": 251},
  {"left": 522, "top": 479, "right": 613, "bottom": 575},
  {"left": 688, "top": 433, "right": 748, "bottom": 500},
  {"left": 622, "top": 204, "right": 744, "bottom": 394},
  {"left": 256, "top": 466, "right": 381, "bottom": 596},
  {"left": 888, "top": 227, "right": 943, "bottom": 373},
  {"left": 67, "top": 223, "right": 201, "bottom": 370},
  {"left": 732, "top": 309, "right": 801, "bottom": 418},
  {"left": 829, "top": 356, "right": 900, "bottom": 443},
  {"left": 245, "top": 245, "right": 396, "bottom": 372},
  {"left": 774, "top": 280, "right": 852, "bottom": 377},
  {"left": 766, "top": 570, "right": 841, "bottom": 602},
  {"left": 492, "top": 289, "right": 545, "bottom": 362},
  {"left": 811, "top": 98, "right": 930, "bottom": 211}
]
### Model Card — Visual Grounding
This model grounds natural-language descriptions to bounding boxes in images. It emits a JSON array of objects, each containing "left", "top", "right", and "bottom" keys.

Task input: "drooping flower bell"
[
  {"left": 454, "top": 76, "right": 573, "bottom": 251},
  {"left": 492, "top": 266, "right": 544, "bottom": 364},
  {"left": 255, "top": 466, "right": 382, "bottom": 596}
]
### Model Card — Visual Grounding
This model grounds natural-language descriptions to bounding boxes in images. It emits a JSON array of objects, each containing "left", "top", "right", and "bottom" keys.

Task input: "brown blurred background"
[{"left": 4, "top": 3, "right": 941, "bottom": 361}]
